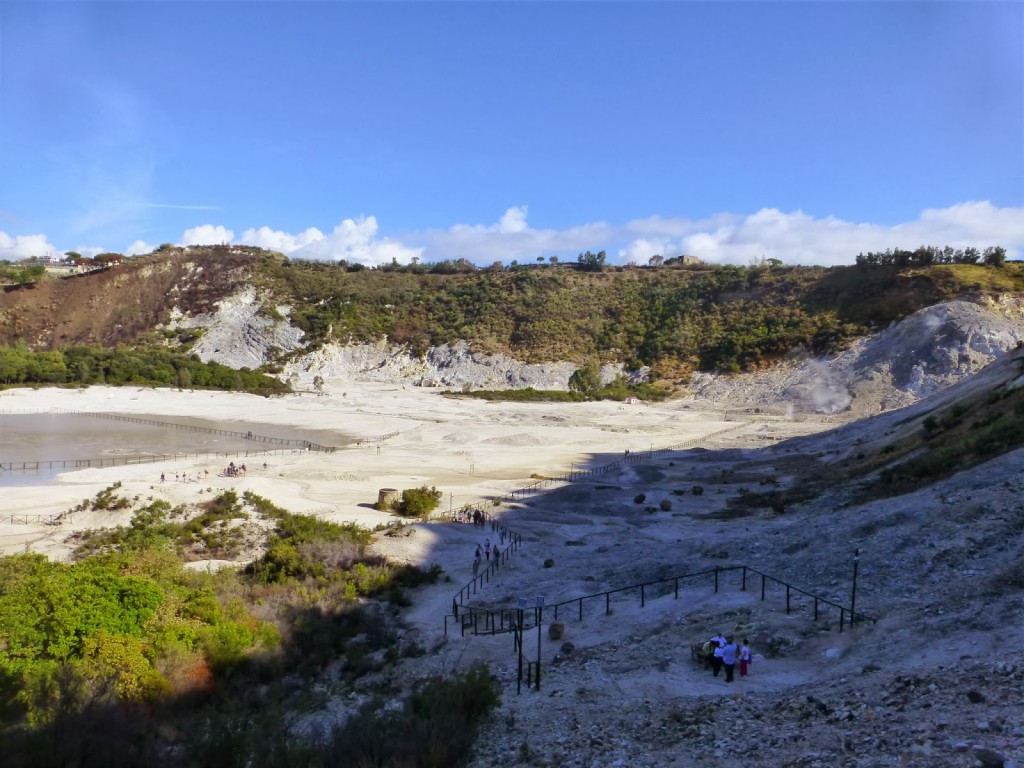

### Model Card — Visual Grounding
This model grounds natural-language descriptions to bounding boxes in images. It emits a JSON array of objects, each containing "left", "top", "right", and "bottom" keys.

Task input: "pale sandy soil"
[{"left": 0, "top": 384, "right": 835, "bottom": 562}]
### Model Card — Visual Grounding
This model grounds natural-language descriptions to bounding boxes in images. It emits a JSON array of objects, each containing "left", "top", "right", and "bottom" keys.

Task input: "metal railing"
[
  {"left": 446, "top": 563, "right": 875, "bottom": 693},
  {"left": 0, "top": 448, "right": 290, "bottom": 476}
]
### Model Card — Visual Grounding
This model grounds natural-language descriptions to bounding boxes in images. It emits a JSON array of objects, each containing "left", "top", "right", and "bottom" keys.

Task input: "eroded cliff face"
[
  {"left": 0, "top": 249, "right": 258, "bottom": 349},
  {"left": 688, "top": 299, "right": 1024, "bottom": 416},
  {"left": 178, "top": 286, "right": 1024, "bottom": 414},
  {"left": 269, "top": 298, "right": 1024, "bottom": 415}
]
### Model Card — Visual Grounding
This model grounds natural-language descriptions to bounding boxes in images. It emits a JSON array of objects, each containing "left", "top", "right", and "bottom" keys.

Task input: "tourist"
[
  {"left": 160, "top": 473, "right": 165, "bottom": 483},
  {"left": 721, "top": 637, "right": 738, "bottom": 682},
  {"left": 710, "top": 632, "right": 726, "bottom": 677},
  {"left": 740, "top": 639, "right": 752, "bottom": 677}
]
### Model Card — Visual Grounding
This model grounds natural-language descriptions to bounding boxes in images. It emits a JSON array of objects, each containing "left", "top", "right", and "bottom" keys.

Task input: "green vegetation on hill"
[
  {"left": 1, "top": 246, "right": 1019, "bottom": 380},
  {"left": 0, "top": 344, "right": 289, "bottom": 394},
  {"left": 256, "top": 256, "right": 1023, "bottom": 375},
  {"left": 0, "top": 263, "right": 46, "bottom": 285},
  {"left": 1, "top": 488, "right": 487, "bottom": 767},
  {"left": 872, "top": 364, "right": 1024, "bottom": 493},
  {"left": 731, "top": 352, "right": 1024, "bottom": 518}
]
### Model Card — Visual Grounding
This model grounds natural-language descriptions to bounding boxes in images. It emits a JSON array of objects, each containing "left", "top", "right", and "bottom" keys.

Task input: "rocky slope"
[
  {"left": 366, "top": 347, "right": 1024, "bottom": 768},
  {"left": 184, "top": 286, "right": 1024, "bottom": 417}
]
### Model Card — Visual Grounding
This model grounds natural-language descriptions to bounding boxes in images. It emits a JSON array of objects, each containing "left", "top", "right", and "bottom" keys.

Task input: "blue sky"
[{"left": 1, "top": 1, "right": 1022, "bottom": 266}]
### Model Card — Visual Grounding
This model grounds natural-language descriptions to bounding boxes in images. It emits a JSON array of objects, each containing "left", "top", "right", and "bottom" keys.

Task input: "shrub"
[
  {"left": 398, "top": 486, "right": 443, "bottom": 518},
  {"left": 634, "top": 494, "right": 646, "bottom": 504},
  {"left": 320, "top": 662, "right": 500, "bottom": 767},
  {"left": 659, "top": 499, "right": 672, "bottom": 511}
]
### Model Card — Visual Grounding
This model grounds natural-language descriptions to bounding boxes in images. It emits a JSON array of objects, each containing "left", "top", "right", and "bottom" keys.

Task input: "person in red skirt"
[{"left": 739, "top": 638, "right": 752, "bottom": 677}]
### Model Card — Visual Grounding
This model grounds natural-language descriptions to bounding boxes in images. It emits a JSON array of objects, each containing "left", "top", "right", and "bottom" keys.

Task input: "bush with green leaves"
[
  {"left": 0, "top": 343, "right": 290, "bottom": 394},
  {"left": 398, "top": 486, "right": 443, "bottom": 518}
]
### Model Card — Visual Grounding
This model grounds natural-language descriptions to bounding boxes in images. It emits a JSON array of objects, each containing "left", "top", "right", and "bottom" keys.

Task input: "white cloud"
[
  {"left": 423, "top": 207, "right": 613, "bottom": 263},
  {"left": 614, "top": 202, "right": 1024, "bottom": 266},
  {"left": 498, "top": 205, "right": 529, "bottom": 233},
  {"left": 238, "top": 216, "right": 423, "bottom": 266},
  {"left": 618, "top": 238, "right": 668, "bottom": 264},
  {"left": 239, "top": 225, "right": 326, "bottom": 253},
  {"left": 0, "top": 232, "right": 59, "bottom": 260},
  {"left": 181, "top": 224, "right": 234, "bottom": 246},
  {"left": 12, "top": 201, "right": 1024, "bottom": 269},
  {"left": 125, "top": 240, "right": 155, "bottom": 256}
]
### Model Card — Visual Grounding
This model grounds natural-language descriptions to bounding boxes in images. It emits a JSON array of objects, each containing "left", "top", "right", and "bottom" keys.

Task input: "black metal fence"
[
  {"left": 446, "top": 562, "right": 875, "bottom": 693},
  {"left": 0, "top": 448, "right": 287, "bottom": 476}
]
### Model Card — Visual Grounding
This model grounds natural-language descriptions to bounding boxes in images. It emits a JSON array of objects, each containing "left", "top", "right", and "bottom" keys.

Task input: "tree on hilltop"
[{"left": 577, "top": 250, "right": 606, "bottom": 272}]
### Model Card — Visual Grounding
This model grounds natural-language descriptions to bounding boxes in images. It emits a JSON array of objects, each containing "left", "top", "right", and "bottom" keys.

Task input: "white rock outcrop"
[{"left": 181, "top": 289, "right": 1024, "bottom": 413}]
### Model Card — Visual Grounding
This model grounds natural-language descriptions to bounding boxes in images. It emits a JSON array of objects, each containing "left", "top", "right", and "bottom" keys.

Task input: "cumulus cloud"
[
  {"left": 498, "top": 205, "right": 529, "bottom": 233},
  {"left": 238, "top": 216, "right": 422, "bottom": 266},
  {"left": 239, "top": 225, "right": 326, "bottom": 253},
  {"left": 9, "top": 201, "right": 1024, "bottom": 269},
  {"left": 424, "top": 206, "right": 613, "bottom": 263},
  {"left": 125, "top": 240, "right": 155, "bottom": 256},
  {"left": 181, "top": 224, "right": 235, "bottom": 246},
  {"left": 614, "top": 202, "right": 1024, "bottom": 266},
  {"left": 0, "top": 232, "right": 59, "bottom": 260},
  {"left": 618, "top": 238, "right": 669, "bottom": 265}
]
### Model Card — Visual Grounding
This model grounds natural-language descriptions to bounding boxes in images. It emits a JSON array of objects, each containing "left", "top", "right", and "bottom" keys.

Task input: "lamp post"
[{"left": 850, "top": 548, "right": 861, "bottom": 629}]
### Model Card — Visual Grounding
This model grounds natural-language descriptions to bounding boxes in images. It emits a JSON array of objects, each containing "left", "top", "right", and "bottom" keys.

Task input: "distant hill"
[{"left": 3, "top": 246, "right": 1022, "bottom": 374}]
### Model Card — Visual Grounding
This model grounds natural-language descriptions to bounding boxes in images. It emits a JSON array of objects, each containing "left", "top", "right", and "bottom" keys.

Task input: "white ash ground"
[{"left": 376, "top": 431, "right": 1024, "bottom": 768}]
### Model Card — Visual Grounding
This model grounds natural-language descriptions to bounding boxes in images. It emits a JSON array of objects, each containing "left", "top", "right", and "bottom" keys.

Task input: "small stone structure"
[{"left": 377, "top": 488, "right": 400, "bottom": 509}]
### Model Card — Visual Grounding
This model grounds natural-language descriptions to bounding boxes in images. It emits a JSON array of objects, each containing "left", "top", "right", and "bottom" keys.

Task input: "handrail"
[
  {"left": 446, "top": 563, "right": 875, "bottom": 640},
  {"left": 0, "top": 448, "right": 291, "bottom": 475},
  {"left": 439, "top": 508, "right": 524, "bottom": 612}
]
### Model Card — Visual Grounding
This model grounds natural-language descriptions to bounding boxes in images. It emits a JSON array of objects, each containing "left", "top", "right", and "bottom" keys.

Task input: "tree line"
[
  {"left": 0, "top": 345, "right": 289, "bottom": 395},
  {"left": 854, "top": 245, "right": 1006, "bottom": 268}
]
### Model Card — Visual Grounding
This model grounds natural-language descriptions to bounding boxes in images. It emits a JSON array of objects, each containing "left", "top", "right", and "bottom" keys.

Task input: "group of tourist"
[
  {"left": 701, "top": 633, "right": 752, "bottom": 682},
  {"left": 455, "top": 507, "right": 489, "bottom": 526},
  {"left": 471, "top": 524, "right": 514, "bottom": 576},
  {"left": 159, "top": 462, "right": 269, "bottom": 484},
  {"left": 160, "top": 469, "right": 210, "bottom": 484},
  {"left": 473, "top": 537, "right": 497, "bottom": 575}
]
